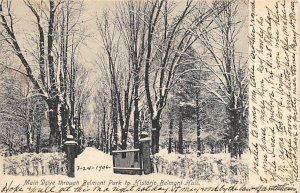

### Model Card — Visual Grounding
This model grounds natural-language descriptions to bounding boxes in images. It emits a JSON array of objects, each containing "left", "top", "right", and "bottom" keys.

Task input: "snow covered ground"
[
  {"left": 0, "top": 147, "right": 180, "bottom": 181},
  {"left": 153, "top": 148, "right": 248, "bottom": 184},
  {"left": 0, "top": 147, "right": 248, "bottom": 182},
  {"left": 157, "top": 148, "right": 248, "bottom": 162},
  {"left": 0, "top": 147, "right": 185, "bottom": 193},
  {"left": 0, "top": 147, "right": 248, "bottom": 193},
  {"left": 75, "top": 147, "right": 181, "bottom": 180}
]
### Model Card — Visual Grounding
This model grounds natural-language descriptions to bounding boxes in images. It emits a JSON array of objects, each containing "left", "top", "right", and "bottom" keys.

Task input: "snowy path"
[{"left": 75, "top": 147, "right": 114, "bottom": 178}]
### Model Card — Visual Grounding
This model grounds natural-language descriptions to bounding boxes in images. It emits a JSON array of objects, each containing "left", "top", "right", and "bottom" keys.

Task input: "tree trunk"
[
  {"left": 168, "top": 118, "right": 173, "bottom": 154},
  {"left": 9, "top": 140, "right": 13, "bottom": 156},
  {"left": 69, "top": 57, "right": 76, "bottom": 138},
  {"left": 100, "top": 125, "right": 104, "bottom": 151},
  {"left": 96, "top": 121, "right": 100, "bottom": 149},
  {"left": 60, "top": 102, "right": 68, "bottom": 142},
  {"left": 109, "top": 123, "right": 114, "bottom": 154},
  {"left": 178, "top": 111, "right": 183, "bottom": 154},
  {"left": 36, "top": 124, "right": 41, "bottom": 154},
  {"left": 112, "top": 96, "right": 118, "bottom": 151},
  {"left": 108, "top": 71, "right": 118, "bottom": 151},
  {"left": 76, "top": 109, "right": 84, "bottom": 147},
  {"left": 196, "top": 92, "right": 201, "bottom": 156},
  {"left": 132, "top": 61, "right": 140, "bottom": 148},
  {"left": 47, "top": 99, "right": 61, "bottom": 150},
  {"left": 26, "top": 124, "right": 33, "bottom": 153},
  {"left": 228, "top": 97, "right": 240, "bottom": 158},
  {"left": 106, "top": 121, "right": 110, "bottom": 154},
  {"left": 133, "top": 108, "right": 139, "bottom": 149},
  {"left": 101, "top": 103, "right": 106, "bottom": 151},
  {"left": 121, "top": 90, "right": 128, "bottom": 150},
  {"left": 151, "top": 118, "right": 161, "bottom": 154},
  {"left": 210, "top": 144, "right": 214, "bottom": 154},
  {"left": 133, "top": 80, "right": 140, "bottom": 149}
]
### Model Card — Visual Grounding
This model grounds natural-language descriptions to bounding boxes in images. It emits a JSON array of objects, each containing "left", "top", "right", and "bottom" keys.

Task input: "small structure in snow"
[{"left": 112, "top": 132, "right": 152, "bottom": 175}]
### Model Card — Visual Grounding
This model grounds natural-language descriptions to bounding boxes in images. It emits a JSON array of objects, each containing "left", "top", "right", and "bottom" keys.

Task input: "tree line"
[
  {"left": 93, "top": 0, "right": 248, "bottom": 158},
  {"left": 0, "top": 0, "right": 90, "bottom": 152},
  {"left": 0, "top": 0, "right": 248, "bottom": 158}
]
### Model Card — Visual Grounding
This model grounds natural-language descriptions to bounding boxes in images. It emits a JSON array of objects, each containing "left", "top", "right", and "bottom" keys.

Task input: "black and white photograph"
[{"left": 0, "top": 0, "right": 265, "bottom": 189}]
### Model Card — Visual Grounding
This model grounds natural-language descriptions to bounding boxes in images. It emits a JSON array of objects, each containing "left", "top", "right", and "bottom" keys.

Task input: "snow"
[
  {"left": 156, "top": 149, "right": 179, "bottom": 162},
  {"left": 0, "top": 147, "right": 249, "bottom": 185},
  {"left": 157, "top": 148, "right": 248, "bottom": 163},
  {"left": 0, "top": 147, "right": 177, "bottom": 181},
  {"left": 74, "top": 147, "right": 180, "bottom": 181},
  {"left": 0, "top": 147, "right": 181, "bottom": 182},
  {"left": 154, "top": 148, "right": 248, "bottom": 184},
  {"left": 0, "top": 147, "right": 249, "bottom": 193}
]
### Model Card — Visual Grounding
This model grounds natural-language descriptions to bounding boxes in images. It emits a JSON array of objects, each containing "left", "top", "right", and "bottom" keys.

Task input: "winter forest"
[{"left": 0, "top": 0, "right": 248, "bottom": 182}]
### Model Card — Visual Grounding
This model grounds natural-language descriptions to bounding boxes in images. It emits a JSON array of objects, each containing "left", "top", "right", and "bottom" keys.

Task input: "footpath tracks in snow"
[{"left": 75, "top": 147, "right": 114, "bottom": 178}]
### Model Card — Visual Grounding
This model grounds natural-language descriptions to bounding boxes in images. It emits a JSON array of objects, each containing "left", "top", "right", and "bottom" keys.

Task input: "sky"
[
  {"left": 8, "top": 0, "right": 248, "bottom": 75},
  {"left": 82, "top": 0, "right": 248, "bottom": 68}
]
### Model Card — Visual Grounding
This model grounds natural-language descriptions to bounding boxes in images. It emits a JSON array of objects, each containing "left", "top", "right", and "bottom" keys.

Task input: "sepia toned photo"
[{"left": 0, "top": 0, "right": 298, "bottom": 192}]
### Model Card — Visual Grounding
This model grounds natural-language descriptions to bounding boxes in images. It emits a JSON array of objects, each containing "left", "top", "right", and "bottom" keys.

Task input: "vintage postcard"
[{"left": 0, "top": 0, "right": 298, "bottom": 192}]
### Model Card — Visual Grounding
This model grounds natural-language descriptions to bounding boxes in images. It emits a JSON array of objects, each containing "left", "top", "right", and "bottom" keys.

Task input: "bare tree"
[
  {"left": 0, "top": 0, "right": 87, "bottom": 149},
  {"left": 0, "top": 72, "right": 46, "bottom": 154},
  {"left": 115, "top": 0, "right": 148, "bottom": 149},
  {"left": 73, "top": 64, "right": 91, "bottom": 146},
  {"left": 97, "top": 11, "right": 124, "bottom": 150},
  {"left": 0, "top": 74, "right": 25, "bottom": 155},
  {"left": 97, "top": 5, "right": 147, "bottom": 150},
  {"left": 95, "top": 0, "right": 226, "bottom": 153},
  {"left": 93, "top": 83, "right": 112, "bottom": 153},
  {"left": 192, "top": 0, "right": 248, "bottom": 158},
  {"left": 142, "top": 0, "right": 225, "bottom": 153}
]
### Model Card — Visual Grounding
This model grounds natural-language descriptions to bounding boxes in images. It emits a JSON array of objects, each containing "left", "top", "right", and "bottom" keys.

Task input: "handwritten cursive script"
[{"left": 249, "top": 0, "right": 298, "bottom": 186}]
